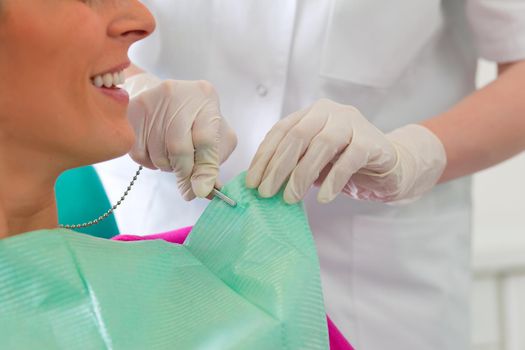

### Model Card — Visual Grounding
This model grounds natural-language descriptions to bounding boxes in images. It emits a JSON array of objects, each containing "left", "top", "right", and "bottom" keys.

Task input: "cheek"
[
  {"left": 0, "top": 6, "right": 107, "bottom": 130},
  {"left": 0, "top": 2, "right": 134, "bottom": 164}
]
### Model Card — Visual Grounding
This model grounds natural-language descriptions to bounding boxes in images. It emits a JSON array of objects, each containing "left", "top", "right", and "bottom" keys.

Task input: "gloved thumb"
[{"left": 190, "top": 114, "right": 221, "bottom": 198}]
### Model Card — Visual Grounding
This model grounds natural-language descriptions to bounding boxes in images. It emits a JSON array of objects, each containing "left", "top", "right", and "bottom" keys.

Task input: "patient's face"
[{"left": 0, "top": 0, "right": 155, "bottom": 169}]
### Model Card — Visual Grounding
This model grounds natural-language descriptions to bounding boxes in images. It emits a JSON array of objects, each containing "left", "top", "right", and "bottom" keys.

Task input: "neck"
[{"left": 0, "top": 147, "right": 61, "bottom": 238}]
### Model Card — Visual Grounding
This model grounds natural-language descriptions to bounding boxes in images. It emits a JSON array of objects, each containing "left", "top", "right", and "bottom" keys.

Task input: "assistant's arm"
[{"left": 424, "top": 60, "right": 525, "bottom": 182}]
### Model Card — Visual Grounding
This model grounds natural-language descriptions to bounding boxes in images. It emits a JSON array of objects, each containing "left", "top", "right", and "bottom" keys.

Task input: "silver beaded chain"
[{"left": 58, "top": 166, "right": 143, "bottom": 230}]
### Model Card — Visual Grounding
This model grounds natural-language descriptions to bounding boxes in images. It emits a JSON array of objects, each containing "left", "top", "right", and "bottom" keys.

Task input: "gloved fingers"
[
  {"left": 314, "top": 163, "right": 333, "bottom": 187},
  {"left": 171, "top": 153, "right": 195, "bottom": 200},
  {"left": 257, "top": 137, "right": 306, "bottom": 198},
  {"left": 217, "top": 117, "right": 238, "bottom": 164},
  {"left": 190, "top": 111, "right": 221, "bottom": 198},
  {"left": 177, "top": 177, "right": 196, "bottom": 201},
  {"left": 317, "top": 140, "right": 369, "bottom": 203},
  {"left": 257, "top": 111, "right": 326, "bottom": 198},
  {"left": 246, "top": 110, "right": 306, "bottom": 188},
  {"left": 127, "top": 98, "right": 156, "bottom": 170},
  {"left": 147, "top": 106, "right": 175, "bottom": 172},
  {"left": 283, "top": 118, "right": 352, "bottom": 204},
  {"left": 131, "top": 83, "right": 183, "bottom": 172},
  {"left": 283, "top": 142, "right": 340, "bottom": 204},
  {"left": 245, "top": 127, "right": 287, "bottom": 189},
  {"left": 205, "top": 179, "right": 225, "bottom": 201},
  {"left": 166, "top": 127, "right": 195, "bottom": 186},
  {"left": 164, "top": 110, "right": 197, "bottom": 199}
]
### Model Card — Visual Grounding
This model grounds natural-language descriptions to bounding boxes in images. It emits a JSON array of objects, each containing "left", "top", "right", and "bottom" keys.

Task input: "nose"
[{"left": 108, "top": 0, "right": 156, "bottom": 45}]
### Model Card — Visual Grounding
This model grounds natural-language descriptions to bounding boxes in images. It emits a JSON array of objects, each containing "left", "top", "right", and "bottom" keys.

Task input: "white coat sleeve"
[{"left": 467, "top": 0, "right": 525, "bottom": 62}]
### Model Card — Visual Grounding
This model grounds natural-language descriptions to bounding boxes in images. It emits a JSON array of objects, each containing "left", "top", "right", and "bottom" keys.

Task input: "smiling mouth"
[{"left": 91, "top": 69, "right": 126, "bottom": 89}]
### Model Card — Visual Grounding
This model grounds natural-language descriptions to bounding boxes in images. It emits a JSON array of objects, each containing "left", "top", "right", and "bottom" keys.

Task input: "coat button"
[{"left": 256, "top": 84, "right": 268, "bottom": 97}]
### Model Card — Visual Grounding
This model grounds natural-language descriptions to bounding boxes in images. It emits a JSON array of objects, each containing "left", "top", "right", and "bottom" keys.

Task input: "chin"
[
  {"left": 106, "top": 128, "right": 136, "bottom": 160},
  {"left": 83, "top": 126, "right": 136, "bottom": 165}
]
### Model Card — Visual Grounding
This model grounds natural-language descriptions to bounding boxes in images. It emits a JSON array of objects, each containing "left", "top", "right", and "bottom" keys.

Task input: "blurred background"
[{"left": 470, "top": 60, "right": 525, "bottom": 350}]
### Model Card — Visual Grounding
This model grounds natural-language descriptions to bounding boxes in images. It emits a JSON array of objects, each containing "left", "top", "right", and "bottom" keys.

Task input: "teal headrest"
[{"left": 55, "top": 166, "right": 119, "bottom": 238}]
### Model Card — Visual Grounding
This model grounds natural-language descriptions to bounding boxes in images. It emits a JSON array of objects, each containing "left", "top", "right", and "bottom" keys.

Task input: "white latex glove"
[
  {"left": 124, "top": 73, "right": 237, "bottom": 200},
  {"left": 246, "top": 99, "right": 446, "bottom": 204}
]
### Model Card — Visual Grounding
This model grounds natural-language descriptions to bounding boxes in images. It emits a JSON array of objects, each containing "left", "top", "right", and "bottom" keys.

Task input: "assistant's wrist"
[{"left": 383, "top": 124, "right": 447, "bottom": 202}]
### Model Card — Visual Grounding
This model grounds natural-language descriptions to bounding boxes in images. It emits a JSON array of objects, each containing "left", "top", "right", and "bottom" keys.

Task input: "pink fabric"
[
  {"left": 114, "top": 226, "right": 192, "bottom": 244},
  {"left": 327, "top": 316, "right": 354, "bottom": 350},
  {"left": 113, "top": 227, "right": 354, "bottom": 350}
]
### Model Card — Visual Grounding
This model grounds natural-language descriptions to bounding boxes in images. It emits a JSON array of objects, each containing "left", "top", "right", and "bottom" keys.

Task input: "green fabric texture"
[
  {"left": 55, "top": 166, "right": 119, "bottom": 238},
  {"left": 0, "top": 173, "right": 328, "bottom": 350}
]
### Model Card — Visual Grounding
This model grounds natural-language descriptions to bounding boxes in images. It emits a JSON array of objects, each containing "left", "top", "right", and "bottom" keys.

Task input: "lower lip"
[{"left": 97, "top": 86, "right": 129, "bottom": 104}]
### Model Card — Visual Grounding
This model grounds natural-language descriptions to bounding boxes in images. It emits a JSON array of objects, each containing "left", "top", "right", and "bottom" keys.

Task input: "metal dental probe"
[{"left": 212, "top": 188, "right": 237, "bottom": 207}]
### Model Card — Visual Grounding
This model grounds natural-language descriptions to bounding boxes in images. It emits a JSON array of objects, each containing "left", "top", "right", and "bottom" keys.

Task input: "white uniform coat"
[{"left": 95, "top": 1, "right": 525, "bottom": 348}]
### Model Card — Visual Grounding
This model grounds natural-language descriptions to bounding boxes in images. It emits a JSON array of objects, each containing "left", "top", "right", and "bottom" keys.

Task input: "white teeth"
[
  {"left": 103, "top": 73, "right": 113, "bottom": 88},
  {"left": 93, "top": 75, "right": 104, "bottom": 88},
  {"left": 91, "top": 70, "right": 126, "bottom": 88},
  {"left": 118, "top": 71, "right": 126, "bottom": 85}
]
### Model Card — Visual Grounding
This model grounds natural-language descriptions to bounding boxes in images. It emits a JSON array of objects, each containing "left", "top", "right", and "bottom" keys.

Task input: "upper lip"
[{"left": 92, "top": 61, "right": 130, "bottom": 78}]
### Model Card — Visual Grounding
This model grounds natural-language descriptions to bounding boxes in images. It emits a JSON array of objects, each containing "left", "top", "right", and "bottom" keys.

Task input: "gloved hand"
[
  {"left": 246, "top": 99, "right": 446, "bottom": 204},
  {"left": 124, "top": 73, "right": 237, "bottom": 200}
]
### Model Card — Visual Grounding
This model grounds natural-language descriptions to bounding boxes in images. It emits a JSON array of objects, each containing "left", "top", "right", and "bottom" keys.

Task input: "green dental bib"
[{"left": 0, "top": 173, "right": 329, "bottom": 349}]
